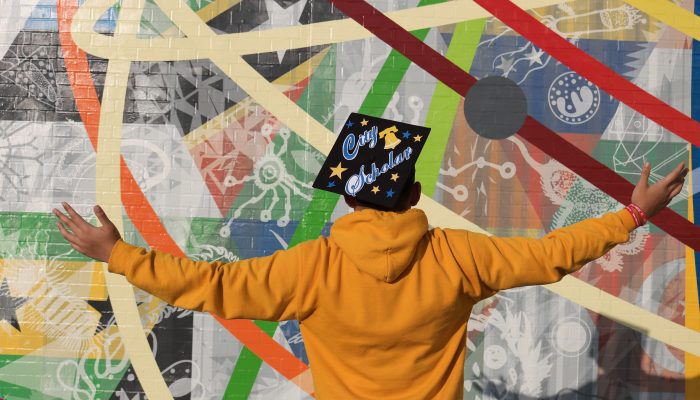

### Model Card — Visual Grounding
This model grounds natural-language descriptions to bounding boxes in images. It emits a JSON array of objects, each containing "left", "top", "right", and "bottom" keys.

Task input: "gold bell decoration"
[{"left": 379, "top": 125, "right": 401, "bottom": 150}]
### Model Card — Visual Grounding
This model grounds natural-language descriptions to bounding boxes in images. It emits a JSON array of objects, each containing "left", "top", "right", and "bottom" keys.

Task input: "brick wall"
[{"left": 0, "top": 0, "right": 695, "bottom": 398}]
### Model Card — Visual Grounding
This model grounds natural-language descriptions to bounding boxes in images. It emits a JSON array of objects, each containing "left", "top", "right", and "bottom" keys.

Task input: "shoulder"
[
  {"left": 283, "top": 236, "right": 333, "bottom": 260},
  {"left": 289, "top": 236, "right": 330, "bottom": 250}
]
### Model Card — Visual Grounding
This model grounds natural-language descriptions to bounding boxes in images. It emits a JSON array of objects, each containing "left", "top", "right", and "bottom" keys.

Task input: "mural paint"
[{"left": 0, "top": 0, "right": 697, "bottom": 398}]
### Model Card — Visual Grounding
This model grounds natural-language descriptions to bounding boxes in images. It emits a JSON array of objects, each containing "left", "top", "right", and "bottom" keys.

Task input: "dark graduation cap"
[{"left": 312, "top": 112, "right": 431, "bottom": 209}]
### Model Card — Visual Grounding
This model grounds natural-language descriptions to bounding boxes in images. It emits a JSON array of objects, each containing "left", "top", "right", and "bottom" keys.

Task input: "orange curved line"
[
  {"left": 217, "top": 319, "right": 311, "bottom": 378},
  {"left": 57, "top": 0, "right": 310, "bottom": 388},
  {"left": 57, "top": 0, "right": 100, "bottom": 148}
]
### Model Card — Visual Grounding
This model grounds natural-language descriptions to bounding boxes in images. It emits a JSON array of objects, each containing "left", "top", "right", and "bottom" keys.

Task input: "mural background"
[{"left": 0, "top": 0, "right": 697, "bottom": 398}]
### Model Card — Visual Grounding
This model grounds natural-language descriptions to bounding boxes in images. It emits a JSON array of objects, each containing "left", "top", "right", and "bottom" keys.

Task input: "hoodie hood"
[{"left": 330, "top": 208, "right": 429, "bottom": 282}]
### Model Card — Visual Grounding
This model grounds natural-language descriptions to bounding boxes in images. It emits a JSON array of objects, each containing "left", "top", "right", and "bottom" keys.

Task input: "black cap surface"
[{"left": 312, "top": 112, "right": 431, "bottom": 208}]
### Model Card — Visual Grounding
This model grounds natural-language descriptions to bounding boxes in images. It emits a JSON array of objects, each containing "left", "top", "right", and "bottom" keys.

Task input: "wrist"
[
  {"left": 104, "top": 237, "right": 122, "bottom": 264},
  {"left": 629, "top": 203, "right": 648, "bottom": 224},
  {"left": 625, "top": 204, "right": 648, "bottom": 227}
]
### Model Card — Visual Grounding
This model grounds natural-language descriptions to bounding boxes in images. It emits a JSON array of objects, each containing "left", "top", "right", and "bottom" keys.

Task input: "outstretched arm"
[
  {"left": 451, "top": 162, "right": 688, "bottom": 300},
  {"left": 54, "top": 204, "right": 319, "bottom": 321}
]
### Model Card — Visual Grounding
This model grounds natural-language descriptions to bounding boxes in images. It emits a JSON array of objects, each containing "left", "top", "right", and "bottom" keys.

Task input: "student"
[{"left": 54, "top": 114, "right": 687, "bottom": 399}]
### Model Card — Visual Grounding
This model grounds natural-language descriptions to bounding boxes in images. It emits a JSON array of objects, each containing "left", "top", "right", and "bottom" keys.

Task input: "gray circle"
[{"left": 463, "top": 76, "right": 528, "bottom": 139}]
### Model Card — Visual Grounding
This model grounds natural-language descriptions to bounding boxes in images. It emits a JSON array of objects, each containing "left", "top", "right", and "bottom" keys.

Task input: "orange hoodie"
[{"left": 108, "top": 207, "right": 637, "bottom": 399}]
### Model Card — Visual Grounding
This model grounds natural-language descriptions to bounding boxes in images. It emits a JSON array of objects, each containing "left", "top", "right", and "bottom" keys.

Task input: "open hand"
[
  {"left": 53, "top": 203, "right": 122, "bottom": 262},
  {"left": 631, "top": 162, "right": 688, "bottom": 219}
]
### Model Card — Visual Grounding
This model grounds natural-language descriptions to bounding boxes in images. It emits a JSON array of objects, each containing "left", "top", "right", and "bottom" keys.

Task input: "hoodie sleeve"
[
  {"left": 445, "top": 209, "right": 637, "bottom": 301},
  {"left": 107, "top": 238, "right": 321, "bottom": 321}
]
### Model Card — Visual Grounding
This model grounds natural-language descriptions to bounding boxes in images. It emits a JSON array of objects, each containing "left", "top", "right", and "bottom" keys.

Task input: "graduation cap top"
[{"left": 312, "top": 112, "right": 431, "bottom": 209}]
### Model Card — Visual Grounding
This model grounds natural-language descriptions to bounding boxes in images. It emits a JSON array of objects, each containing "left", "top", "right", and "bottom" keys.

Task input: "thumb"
[
  {"left": 94, "top": 205, "right": 115, "bottom": 228},
  {"left": 637, "top": 162, "right": 651, "bottom": 189}
]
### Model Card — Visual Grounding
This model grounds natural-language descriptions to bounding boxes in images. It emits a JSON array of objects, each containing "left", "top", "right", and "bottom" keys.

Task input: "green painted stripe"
[
  {"left": 0, "top": 381, "right": 63, "bottom": 400},
  {"left": 221, "top": 193, "right": 338, "bottom": 398},
  {"left": 223, "top": 193, "right": 337, "bottom": 396},
  {"left": 416, "top": 18, "right": 487, "bottom": 196},
  {"left": 0, "top": 211, "right": 243, "bottom": 261},
  {"left": 0, "top": 355, "right": 127, "bottom": 399},
  {"left": 0, "top": 212, "right": 93, "bottom": 261},
  {"left": 223, "top": 46, "right": 340, "bottom": 398},
  {"left": 357, "top": 27, "right": 430, "bottom": 117},
  {"left": 224, "top": 320, "right": 278, "bottom": 399}
]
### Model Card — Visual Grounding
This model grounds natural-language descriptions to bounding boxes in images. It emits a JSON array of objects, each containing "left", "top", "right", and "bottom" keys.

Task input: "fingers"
[
  {"left": 94, "top": 205, "right": 116, "bottom": 229},
  {"left": 56, "top": 220, "right": 86, "bottom": 253},
  {"left": 661, "top": 175, "right": 687, "bottom": 210},
  {"left": 663, "top": 162, "right": 686, "bottom": 183},
  {"left": 669, "top": 183, "right": 684, "bottom": 199},
  {"left": 667, "top": 165, "right": 688, "bottom": 190},
  {"left": 53, "top": 207, "right": 80, "bottom": 233},
  {"left": 667, "top": 182, "right": 683, "bottom": 194},
  {"left": 652, "top": 163, "right": 688, "bottom": 198},
  {"left": 62, "top": 202, "right": 90, "bottom": 228},
  {"left": 670, "top": 166, "right": 689, "bottom": 185},
  {"left": 637, "top": 162, "right": 651, "bottom": 188}
]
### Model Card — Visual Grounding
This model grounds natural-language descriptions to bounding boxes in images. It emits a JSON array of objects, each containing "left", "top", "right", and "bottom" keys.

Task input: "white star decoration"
[
  {"left": 257, "top": 0, "right": 308, "bottom": 63},
  {"left": 526, "top": 46, "right": 545, "bottom": 66},
  {"left": 495, "top": 57, "right": 515, "bottom": 77}
]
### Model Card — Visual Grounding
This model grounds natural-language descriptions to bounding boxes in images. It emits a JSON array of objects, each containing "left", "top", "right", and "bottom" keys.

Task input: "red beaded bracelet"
[
  {"left": 628, "top": 203, "right": 648, "bottom": 225},
  {"left": 625, "top": 205, "right": 641, "bottom": 227},
  {"left": 624, "top": 204, "right": 648, "bottom": 227}
]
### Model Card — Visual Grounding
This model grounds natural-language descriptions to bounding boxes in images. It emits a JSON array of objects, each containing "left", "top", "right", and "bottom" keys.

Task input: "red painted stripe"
[
  {"left": 326, "top": 0, "right": 476, "bottom": 95},
  {"left": 519, "top": 117, "right": 700, "bottom": 249},
  {"left": 475, "top": 0, "right": 700, "bottom": 147},
  {"left": 57, "top": 0, "right": 308, "bottom": 381},
  {"left": 327, "top": 0, "right": 700, "bottom": 251}
]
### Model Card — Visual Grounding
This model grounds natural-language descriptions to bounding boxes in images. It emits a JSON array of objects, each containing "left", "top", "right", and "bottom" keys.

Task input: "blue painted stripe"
[
  {"left": 691, "top": 0, "right": 700, "bottom": 306},
  {"left": 693, "top": 167, "right": 700, "bottom": 195}
]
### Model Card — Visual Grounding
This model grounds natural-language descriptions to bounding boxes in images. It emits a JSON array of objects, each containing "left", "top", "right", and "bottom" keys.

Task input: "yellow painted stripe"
[
  {"left": 625, "top": 0, "right": 700, "bottom": 41},
  {"left": 94, "top": 0, "right": 173, "bottom": 398},
  {"left": 69, "top": 0, "right": 574, "bottom": 164},
  {"left": 546, "top": 276, "right": 700, "bottom": 358},
  {"left": 182, "top": 47, "right": 330, "bottom": 150},
  {"left": 1, "top": 259, "right": 104, "bottom": 300},
  {"left": 686, "top": 151, "right": 700, "bottom": 390},
  {"left": 196, "top": 0, "right": 241, "bottom": 21},
  {"left": 157, "top": 0, "right": 241, "bottom": 40},
  {"left": 72, "top": 0, "right": 574, "bottom": 61},
  {"left": 423, "top": 197, "right": 700, "bottom": 358}
]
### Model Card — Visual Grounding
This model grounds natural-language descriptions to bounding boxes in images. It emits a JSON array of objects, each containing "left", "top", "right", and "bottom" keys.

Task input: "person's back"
[{"left": 302, "top": 208, "right": 466, "bottom": 398}]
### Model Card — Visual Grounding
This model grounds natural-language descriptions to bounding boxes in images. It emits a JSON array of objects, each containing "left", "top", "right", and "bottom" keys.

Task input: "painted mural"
[{"left": 0, "top": 0, "right": 698, "bottom": 398}]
